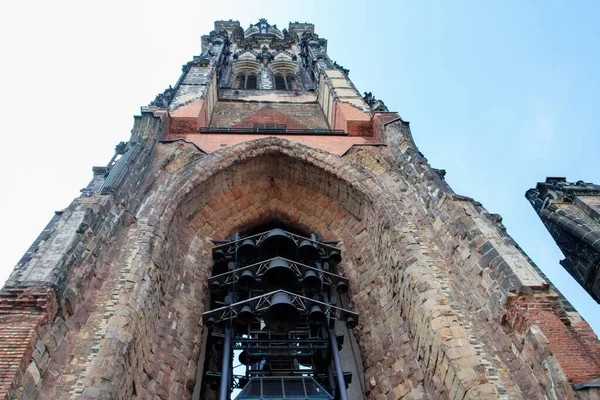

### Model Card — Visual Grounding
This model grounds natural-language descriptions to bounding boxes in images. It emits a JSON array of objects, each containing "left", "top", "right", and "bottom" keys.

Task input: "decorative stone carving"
[
  {"left": 244, "top": 18, "right": 284, "bottom": 41},
  {"left": 232, "top": 51, "right": 261, "bottom": 77},
  {"left": 149, "top": 85, "right": 175, "bottom": 109},
  {"left": 114, "top": 141, "right": 127, "bottom": 156},
  {"left": 256, "top": 46, "right": 274, "bottom": 66},
  {"left": 333, "top": 61, "right": 349, "bottom": 76},
  {"left": 363, "top": 91, "right": 389, "bottom": 112}
]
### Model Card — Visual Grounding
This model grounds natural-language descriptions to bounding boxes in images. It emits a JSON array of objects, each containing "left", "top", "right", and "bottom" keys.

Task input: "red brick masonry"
[{"left": 0, "top": 287, "right": 56, "bottom": 400}]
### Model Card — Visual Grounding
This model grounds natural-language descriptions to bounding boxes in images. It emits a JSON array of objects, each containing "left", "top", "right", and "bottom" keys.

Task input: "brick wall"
[
  {"left": 208, "top": 102, "right": 329, "bottom": 129},
  {"left": 506, "top": 295, "right": 600, "bottom": 383},
  {"left": 0, "top": 288, "right": 57, "bottom": 400}
]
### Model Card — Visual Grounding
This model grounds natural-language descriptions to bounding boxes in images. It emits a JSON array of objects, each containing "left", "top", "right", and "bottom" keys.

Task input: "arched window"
[
  {"left": 236, "top": 74, "right": 258, "bottom": 90},
  {"left": 274, "top": 74, "right": 296, "bottom": 90}
]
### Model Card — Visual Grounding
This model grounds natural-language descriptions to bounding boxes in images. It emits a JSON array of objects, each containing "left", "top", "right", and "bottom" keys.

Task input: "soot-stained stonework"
[
  {"left": 1, "top": 19, "right": 599, "bottom": 400},
  {"left": 527, "top": 178, "right": 600, "bottom": 303}
]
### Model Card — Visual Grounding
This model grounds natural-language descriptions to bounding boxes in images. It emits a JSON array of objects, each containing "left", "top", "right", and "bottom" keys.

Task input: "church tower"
[
  {"left": 1, "top": 20, "right": 599, "bottom": 400},
  {"left": 527, "top": 178, "right": 600, "bottom": 304}
]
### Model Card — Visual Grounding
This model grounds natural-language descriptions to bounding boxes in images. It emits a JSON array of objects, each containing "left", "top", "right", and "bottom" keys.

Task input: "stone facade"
[
  {"left": 0, "top": 19, "right": 599, "bottom": 400},
  {"left": 209, "top": 101, "right": 329, "bottom": 129}
]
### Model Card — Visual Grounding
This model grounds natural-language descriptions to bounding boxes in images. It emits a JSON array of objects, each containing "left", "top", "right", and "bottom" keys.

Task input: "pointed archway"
[{"left": 73, "top": 138, "right": 488, "bottom": 399}]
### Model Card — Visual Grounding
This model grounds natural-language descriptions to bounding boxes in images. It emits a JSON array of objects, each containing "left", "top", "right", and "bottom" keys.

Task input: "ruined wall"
[
  {"left": 381, "top": 118, "right": 600, "bottom": 399},
  {"left": 0, "top": 133, "right": 485, "bottom": 399},
  {"left": 91, "top": 138, "right": 483, "bottom": 400},
  {"left": 1, "top": 111, "right": 599, "bottom": 400},
  {"left": 0, "top": 114, "right": 163, "bottom": 399},
  {"left": 5, "top": 15, "right": 599, "bottom": 400}
]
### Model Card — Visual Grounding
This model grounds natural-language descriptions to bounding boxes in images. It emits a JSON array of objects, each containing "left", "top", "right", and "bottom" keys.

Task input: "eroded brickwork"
[
  {"left": 2, "top": 18, "right": 600, "bottom": 400},
  {"left": 505, "top": 295, "right": 600, "bottom": 384},
  {"left": 0, "top": 287, "right": 57, "bottom": 400}
]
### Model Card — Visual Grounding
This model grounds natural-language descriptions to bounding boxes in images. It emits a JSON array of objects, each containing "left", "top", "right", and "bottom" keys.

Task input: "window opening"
[
  {"left": 274, "top": 75, "right": 296, "bottom": 90},
  {"left": 237, "top": 74, "right": 259, "bottom": 90},
  {"left": 275, "top": 75, "right": 286, "bottom": 90},
  {"left": 246, "top": 75, "right": 258, "bottom": 89}
]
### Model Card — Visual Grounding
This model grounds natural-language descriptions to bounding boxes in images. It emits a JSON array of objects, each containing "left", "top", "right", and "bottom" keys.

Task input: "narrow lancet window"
[
  {"left": 274, "top": 74, "right": 296, "bottom": 90},
  {"left": 236, "top": 74, "right": 259, "bottom": 90}
]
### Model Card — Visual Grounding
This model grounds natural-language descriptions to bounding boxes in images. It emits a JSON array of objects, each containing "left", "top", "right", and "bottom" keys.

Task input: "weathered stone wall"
[
  {"left": 34, "top": 137, "right": 504, "bottom": 400},
  {"left": 0, "top": 194, "right": 125, "bottom": 400},
  {"left": 1, "top": 112, "right": 599, "bottom": 400},
  {"left": 172, "top": 132, "right": 380, "bottom": 156},
  {"left": 381, "top": 117, "right": 600, "bottom": 399},
  {"left": 208, "top": 101, "right": 329, "bottom": 129},
  {"left": 5, "top": 15, "right": 599, "bottom": 400},
  {"left": 218, "top": 89, "right": 319, "bottom": 103},
  {"left": 0, "top": 113, "right": 163, "bottom": 399},
  {"left": 316, "top": 69, "right": 373, "bottom": 135}
]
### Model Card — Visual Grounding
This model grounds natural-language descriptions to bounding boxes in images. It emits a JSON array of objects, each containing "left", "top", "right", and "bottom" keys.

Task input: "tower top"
[{"left": 146, "top": 19, "right": 393, "bottom": 155}]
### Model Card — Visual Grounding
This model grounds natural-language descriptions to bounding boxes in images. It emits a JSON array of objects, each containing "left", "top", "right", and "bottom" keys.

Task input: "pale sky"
[{"left": 0, "top": 1, "right": 599, "bottom": 334}]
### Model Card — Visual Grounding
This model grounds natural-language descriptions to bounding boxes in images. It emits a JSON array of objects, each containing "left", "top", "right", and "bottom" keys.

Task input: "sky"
[{"left": 0, "top": 1, "right": 599, "bottom": 334}]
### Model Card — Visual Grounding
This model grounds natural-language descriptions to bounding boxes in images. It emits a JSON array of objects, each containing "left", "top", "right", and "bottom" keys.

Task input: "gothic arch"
[{"left": 83, "top": 138, "right": 491, "bottom": 399}]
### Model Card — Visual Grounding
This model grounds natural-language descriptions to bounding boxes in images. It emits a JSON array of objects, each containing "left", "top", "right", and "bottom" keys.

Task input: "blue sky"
[{"left": 0, "top": 1, "right": 598, "bottom": 333}]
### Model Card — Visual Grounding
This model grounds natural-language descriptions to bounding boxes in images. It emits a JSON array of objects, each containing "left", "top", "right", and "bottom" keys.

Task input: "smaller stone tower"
[{"left": 527, "top": 177, "right": 600, "bottom": 303}]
